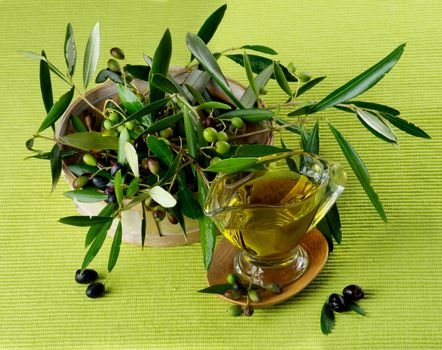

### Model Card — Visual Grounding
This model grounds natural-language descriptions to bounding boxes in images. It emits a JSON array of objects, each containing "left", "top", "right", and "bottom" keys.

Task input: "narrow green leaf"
[
  {"left": 95, "top": 69, "right": 123, "bottom": 84},
  {"left": 217, "top": 108, "right": 273, "bottom": 123},
  {"left": 50, "top": 144, "right": 62, "bottom": 193},
  {"left": 124, "top": 64, "right": 150, "bottom": 81},
  {"left": 38, "top": 86, "right": 75, "bottom": 133},
  {"left": 85, "top": 202, "right": 116, "bottom": 247},
  {"left": 81, "top": 219, "right": 112, "bottom": 271},
  {"left": 147, "top": 136, "right": 173, "bottom": 166},
  {"left": 304, "top": 122, "right": 319, "bottom": 154},
  {"left": 205, "top": 157, "right": 257, "bottom": 173},
  {"left": 225, "top": 54, "right": 297, "bottom": 81},
  {"left": 126, "top": 177, "right": 139, "bottom": 197},
  {"left": 61, "top": 131, "right": 118, "bottom": 151},
  {"left": 195, "top": 102, "right": 231, "bottom": 111},
  {"left": 122, "top": 97, "right": 170, "bottom": 125},
  {"left": 26, "top": 149, "right": 77, "bottom": 160},
  {"left": 198, "top": 173, "right": 217, "bottom": 270},
  {"left": 71, "top": 115, "right": 87, "bottom": 132},
  {"left": 150, "top": 73, "right": 178, "bottom": 94},
  {"left": 83, "top": 22, "right": 100, "bottom": 89},
  {"left": 198, "top": 283, "right": 233, "bottom": 294},
  {"left": 21, "top": 51, "right": 70, "bottom": 84},
  {"left": 241, "top": 45, "right": 277, "bottom": 55},
  {"left": 186, "top": 33, "right": 244, "bottom": 108},
  {"left": 326, "top": 203, "right": 342, "bottom": 244},
  {"left": 117, "top": 84, "right": 143, "bottom": 114},
  {"left": 185, "top": 83, "right": 207, "bottom": 105},
  {"left": 114, "top": 170, "right": 123, "bottom": 207},
  {"left": 274, "top": 62, "right": 292, "bottom": 97},
  {"left": 64, "top": 23, "right": 76, "bottom": 76},
  {"left": 122, "top": 192, "right": 150, "bottom": 212},
  {"left": 310, "top": 44, "right": 406, "bottom": 113},
  {"left": 39, "top": 50, "right": 53, "bottom": 113},
  {"left": 340, "top": 101, "right": 400, "bottom": 116},
  {"left": 143, "top": 53, "right": 153, "bottom": 66},
  {"left": 64, "top": 190, "right": 108, "bottom": 203},
  {"left": 355, "top": 107, "right": 397, "bottom": 143},
  {"left": 348, "top": 301, "right": 366, "bottom": 316},
  {"left": 178, "top": 186, "right": 202, "bottom": 219},
  {"left": 123, "top": 142, "right": 139, "bottom": 177},
  {"left": 145, "top": 112, "right": 183, "bottom": 133},
  {"left": 108, "top": 220, "right": 122, "bottom": 272},
  {"left": 234, "top": 144, "right": 290, "bottom": 157},
  {"left": 320, "top": 302, "right": 335, "bottom": 335},
  {"left": 59, "top": 216, "right": 114, "bottom": 227},
  {"left": 25, "top": 138, "right": 35, "bottom": 151},
  {"left": 141, "top": 201, "right": 147, "bottom": 247},
  {"left": 287, "top": 104, "right": 314, "bottom": 117},
  {"left": 149, "top": 29, "right": 172, "bottom": 102},
  {"left": 381, "top": 113, "right": 431, "bottom": 139},
  {"left": 329, "top": 122, "right": 387, "bottom": 222},
  {"left": 316, "top": 219, "right": 334, "bottom": 252},
  {"left": 296, "top": 76, "right": 326, "bottom": 97},
  {"left": 170, "top": 204, "right": 186, "bottom": 238},
  {"left": 195, "top": 4, "right": 227, "bottom": 48},
  {"left": 149, "top": 186, "right": 177, "bottom": 208},
  {"left": 183, "top": 108, "right": 198, "bottom": 159},
  {"left": 68, "top": 164, "right": 99, "bottom": 176},
  {"left": 244, "top": 51, "right": 259, "bottom": 99},
  {"left": 275, "top": 118, "right": 302, "bottom": 135},
  {"left": 118, "top": 128, "right": 129, "bottom": 163},
  {"left": 240, "top": 63, "right": 273, "bottom": 108},
  {"left": 158, "top": 152, "right": 183, "bottom": 186}
]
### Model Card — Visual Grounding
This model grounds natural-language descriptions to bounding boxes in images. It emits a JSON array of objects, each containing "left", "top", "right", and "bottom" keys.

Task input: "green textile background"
[{"left": 1, "top": 0, "right": 441, "bottom": 348}]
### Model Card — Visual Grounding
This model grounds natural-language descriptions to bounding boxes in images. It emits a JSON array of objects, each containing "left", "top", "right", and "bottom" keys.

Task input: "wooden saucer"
[{"left": 206, "top": 228, "right": 328, "bottom": 308}]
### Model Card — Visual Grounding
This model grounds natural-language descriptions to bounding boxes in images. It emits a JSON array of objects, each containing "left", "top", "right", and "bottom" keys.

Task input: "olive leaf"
[
  {"left": 244, "top": 50, "right": 259, "bottom": 99},
  {"left": 59, "top": 216, "right": 114, "bottom": 226},
  {"left": 205, "top": 157, "right": 257, "bottom": 173},
  {"left": 216, "top": 108, "right": 273, "bottom": 123},
  {"left": 123, "top": 142, "right": 139, "bottom": 177},
  {"left": 241, "top": 45, "right": 277, "bottom": 55},
  {"left": 340, "top": 101, "right": 400, "bottom": 116},
  {"left": 126, "top": 177, "right": 139, "bottom": 198},
  {"left": 108, "top": 220, "right": 122, "bottom": 272},
  {"left": 183, "top": 108, "right": 198, "bottom": 159},
  {"left": 39, "top": 50, "right": 53, "bottom": 113},
  {"left": 380, "top": 113, "right": 431, "bottom": 139},
  {"left": 71, "top": 115, "right": 87, "bottom": 132},
  {"left": 198, "top": 173, "right": 217, "bottom": 270},
  {"left": 149, "top": 29, "right": 172, "bottom": 103},
  {"left": 186, "top": 32, "right": 244, "bottom": 108},
  {"left": 178, "top": 185, "right": 202, "bottom": 219},
  {"left": 118, "top": 128, "right": 129, "bottom": 164},
  {"left": 195, "top": 102, "right": 231, "bottom": 111},
  {"left": 296, "top": 76, "right": 326, "bottom": 97},
  {"left": 355, "top": 107, "right": 397, "bottom": 143},
  {"left": 117, "top": 84, "right": 143, "bottom": 115},
  {"left": 64, "top": 22, "right": 76, "bottom": 77},
  {"left": 149, "top": 186, "right": 177, "bottom": 208},
  {"left": 83, "top": 22, "right": 100, "bottom": 89},
  {"left": 95, "top": 69, "right": 123, "bottom": 84},
  {"left": 64, "top": 190, "right": 108, "bottom": 203},
  {"left": 348, "top": 301, "right": 366, "bottom": 316},
  {"left": 275, "top": 118, "right": 303, "bottom": 135},
  {"left": 21, "top": 51, "right": 70, "bottom": 84},
  {"left": 121, "top": 97, "right": 170, "bottom": 125},
  {"left": 145, "top": 112, "right": 183, "bottom": 133},
  {"left": 38, "top": 86, "right": 75, "bottom": 133},
  {"left": 303, "top": 121, "right": 319, "bottom": 154},
  {"left": 198, "top": 284, "right": 233, "bottom": 294},
  {"left": 61, "top": 131, "right": 118, "bottom": 151},
  {"left": 50, "top": 144, "right": 62, "bottom": 193},
  {"left": 320, "top": 302, "right": 335, "bottom": 335},
  {"left": 81, "top": 218, "right": 113, "bottom": 271},
  {"left": 241, "top": 63, "right": 273, "bottom": 108},
  {"left": 273, "top": 61, "right": 292, "bottom": 97},
  {"left": 141, "top": 201, "right": 147, "bottom": 247},
  {"left": 309, "top": 44, "right": 405, "bottom": 113},
  {"left": 124, "top": 64, "right": 150, "bottom": 81},
  {"left": 150, "top": 73, "right": 178, "bottom": 94},
  {"left": 329, "top": 122, "right": 387, "bottom": 222},
  {"left": 194, "top": 4, "right": 227, "bottom": 53},
  {"left": 85, "top": 202, "right": 116, "bottom": 247},
  {"left": 234, "top": 144, "right": 290, "bottom": 157},
  {"left": 147, "top": 136, "right": 173, "bottom": 166},
  {"left": 114, "top": 170, "right": 123, "bottom": 208},
  {"left": 170, "top": 204, "right": 186, "bottom": 238}
]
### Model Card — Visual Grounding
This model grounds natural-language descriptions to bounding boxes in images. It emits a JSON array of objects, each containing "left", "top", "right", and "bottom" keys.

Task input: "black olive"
[
  {"left": 91, "top": 175, "right": 108, "bottom": 188},
  {"left": 134, "top": 136, "right": 148, "bottom": 153},
  {"left": 232, "top": 282, "right": 247, "bottom": 295},
  {"left": 343, "top": 284, "right": 365, "bottom": 302},
  {"left": 75, "top": 269, "right": 98, "bottom": 284},
  {"left": 105, "top": 193, "right": 117, "bottom": 203},
  {"left": 110, "top": 163, "right": 124, "bottom": 177},
  {"left": 85, "top": 282, "right": 105, "bottom": 298},
  {"left": 104, "top": 186, "right": 115, "bottom": 195},
  {"left": 243, "top": 305, "right": 254, "bottom": 317},
  {"left": 328, "top": 293, "right": 348, "bottom": 313}
]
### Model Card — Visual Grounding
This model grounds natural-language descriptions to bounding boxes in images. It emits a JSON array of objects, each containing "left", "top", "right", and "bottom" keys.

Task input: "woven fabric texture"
[{"left": 1, "top": 0, "right": 441, "bottom": 349}]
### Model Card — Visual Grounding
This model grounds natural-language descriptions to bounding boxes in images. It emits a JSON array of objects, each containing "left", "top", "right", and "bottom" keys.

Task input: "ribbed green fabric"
[{"left": 1, "top": 1, "right": 441, "bottom": 348}]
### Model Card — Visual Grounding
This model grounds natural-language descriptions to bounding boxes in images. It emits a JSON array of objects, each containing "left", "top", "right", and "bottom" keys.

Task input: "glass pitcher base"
[{"left": 233, "top": 246, "right": 309, "bottom": 286}]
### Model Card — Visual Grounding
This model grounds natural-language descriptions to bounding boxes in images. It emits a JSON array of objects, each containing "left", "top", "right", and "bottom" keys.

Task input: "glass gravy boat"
[{"left": 205, "top": 152, "right": 346, "bottom": 285}]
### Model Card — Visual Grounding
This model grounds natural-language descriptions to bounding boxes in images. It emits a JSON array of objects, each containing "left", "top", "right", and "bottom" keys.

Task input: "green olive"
[
  {"left": 203, "top": 127, "right": 219, "bottom": 143},
  {"left": 107, "top": 59, "right": 120, "bottom": 72},
  {"left": 73, "top": 175, "right": 89, "bottom": 189},
  {"left": 125, "top": 120, "right": 135, "bottom": 131},
  {"left": 298, "top": 71, "right": 311, "bottom": 82},
  {"left": 108, "top": 112, "right": 120, "bottom": 123},
  {"left": 210, "top": 156, "right": 221, "bottom": 165},
  {"left": 117, "top": 125, "right": 126, "bottom": 133},
  {"left": 227, "top": 305, "right": 243, "bottom": 317},
  {"left": 287, "top": 62, "right": 296, "bottom": 73},
  {"left": 259, "top": 86, "right": 268, "bottom": 95},
  {"left": 159, "top": 127, "right": 173, "bottom": 139},
  {"left": 247, "top": 289, "right": 261, "bottom": 303},
  {"left": 215, "top": 141, "right": 231, "bottom": 154},
  {"left": 217, "top": 131, "right": 228, "bottom": 142},
  {"left": 82, "top": 153, "right": 97, "bottom": 166},
  {"left": 227, "top": 273, "right": 239, "bottom": 284},
  {"left": 231, "top": 117, "right": 245, "bottom": 129},
  {"left": 103, "top": 119, "right": 113, "bottom": 130}
]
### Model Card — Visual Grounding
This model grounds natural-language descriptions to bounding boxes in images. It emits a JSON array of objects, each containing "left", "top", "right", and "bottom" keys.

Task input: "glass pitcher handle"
[{"left": 308, "top": 162, "right": 347, "bottom": 231}]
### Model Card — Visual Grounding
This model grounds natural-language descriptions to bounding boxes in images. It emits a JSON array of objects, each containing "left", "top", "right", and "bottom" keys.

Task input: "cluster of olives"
[
  {"left": 202, "top": 116, "right": 245, "bottom": 156},
  {"left": 328, "top": 284, "right": 365, "bottom": 313},
  {"left": 287, "top": 62, "right": 312, "bottom": 82},
  {"left": 224, "top": 273, "right": 282, "bottom": 317},
  {"left": 75, "top": 269, "right": 105, "bottom": 298}
]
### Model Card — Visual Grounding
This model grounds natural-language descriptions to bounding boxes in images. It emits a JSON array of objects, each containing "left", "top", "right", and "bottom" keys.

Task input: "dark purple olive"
[
  {"left": 343, "top": 284, "right": 365, "bottom": 301},
  {"left": 167, "top": 212, "right": 178, "bottom": 225},
  {"left": 105, "top": 193, "right": 117, "bottom": 203},
  {"left": 85, "top": 282, "right": 105, "bottom": 298},
  {"left": 153, "top": 210, "right": 166, "bottom": 222},
  {"left": 92, "top": 175, "right": 108, "bottom": 188},
  {"left": 223, "top": 289, "right": 242, "bottom": 300},
  {"left": 232, "top": 282, "right": 247, "bottom": 295},
  {"left": 328, "top": 293, "right": 348, "bottom": 313},
  {"left": 243, "top": 305, "right": 254, "bottom": 317},
  {"left": 110, "top": 163, "right": 124, "bottom": 176},
  {"left": 203, "top": 116, "right": 216, "bottom": 128},
  {"left": 104, "top": 186, "right": 115, "bottom": 195},
  {"left": 75, "top": 269, "right": 98, "bottom": 284},
  {"left": 134, "top": 136, "right": 148, "bottom": 153}
]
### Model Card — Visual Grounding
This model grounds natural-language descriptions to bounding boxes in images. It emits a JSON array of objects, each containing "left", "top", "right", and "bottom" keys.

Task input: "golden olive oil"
[{"left": 220, "top": 171, "right": 322, "bottom": 260}]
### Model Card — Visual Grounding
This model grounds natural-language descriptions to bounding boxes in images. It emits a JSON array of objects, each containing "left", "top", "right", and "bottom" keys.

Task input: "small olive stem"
[
  {"left": 74, "top": 86, "right": 106, "bottom": 118},
  {"left": 265, "top": 101, "right": 304, "bottom": 110}
]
